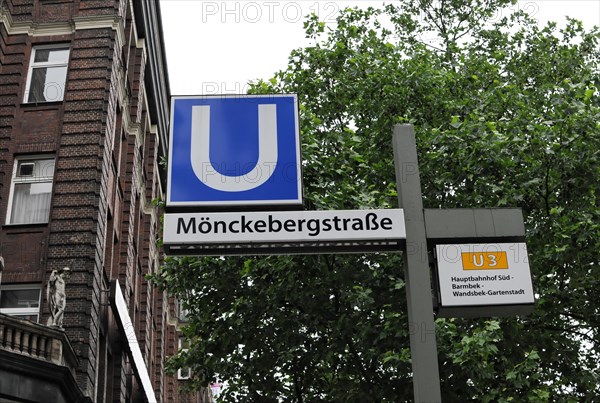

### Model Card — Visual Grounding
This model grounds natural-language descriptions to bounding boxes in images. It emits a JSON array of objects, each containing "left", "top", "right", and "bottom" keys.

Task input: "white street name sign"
[{"left": 164, "top": 209, "right": 405, "bottom": 247}]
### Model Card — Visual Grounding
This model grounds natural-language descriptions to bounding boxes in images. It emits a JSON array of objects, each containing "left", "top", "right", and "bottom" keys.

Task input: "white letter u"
[
  {"left": 190, "top": 104, "right": 278, "bottom": 192},
  {"left": 472, "top": 254, "right": 484, "bottom": 267}
]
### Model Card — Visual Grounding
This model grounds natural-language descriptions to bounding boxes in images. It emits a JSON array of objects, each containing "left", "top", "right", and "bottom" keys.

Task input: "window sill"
[
  {"left": 3, "top": 222, "right": 49, "bottom": 229},
  {"left": 20, "top": 101, "right": 64, "bottom": 110}
]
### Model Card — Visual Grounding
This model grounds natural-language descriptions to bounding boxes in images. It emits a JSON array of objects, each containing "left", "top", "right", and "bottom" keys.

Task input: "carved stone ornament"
[{"left": 46, "top": 267, "right": 70, "bottom": 328}]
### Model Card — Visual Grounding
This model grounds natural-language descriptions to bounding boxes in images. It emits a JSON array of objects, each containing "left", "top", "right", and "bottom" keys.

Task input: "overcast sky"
[{"left": 159, "top": 1, "right": 600, "bottom": 96}]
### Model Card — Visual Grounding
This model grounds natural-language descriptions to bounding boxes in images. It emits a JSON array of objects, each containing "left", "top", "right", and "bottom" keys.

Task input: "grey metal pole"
[{"left": 393, "top": 124, "right": 442, "bottom": 401}]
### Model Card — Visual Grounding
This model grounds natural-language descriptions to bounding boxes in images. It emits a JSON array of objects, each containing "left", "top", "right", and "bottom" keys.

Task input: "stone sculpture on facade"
[{"left": 46, "top": 267, "right": 70, "bottom": 328}]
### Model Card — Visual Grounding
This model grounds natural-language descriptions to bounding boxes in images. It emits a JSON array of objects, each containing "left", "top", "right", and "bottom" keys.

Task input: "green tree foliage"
[{"left": 152, "top": 1, "right": 599, "bottom": 400}]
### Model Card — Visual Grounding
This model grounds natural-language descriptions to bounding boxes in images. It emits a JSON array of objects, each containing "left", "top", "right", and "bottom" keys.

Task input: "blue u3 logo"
[{"left": 167, "top": 95, "right": 302, "bottom": 207}]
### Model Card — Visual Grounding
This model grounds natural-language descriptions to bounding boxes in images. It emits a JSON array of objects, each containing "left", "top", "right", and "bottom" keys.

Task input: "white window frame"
[
  {"left": 177, "top": 299, "right": 189, "bottom": 322},
  {"left": 6, "top": 155, "right": 56, "bottom": 225},
  {"left": 23, "top": 44, "right": 70, "bottom": 103},
  {"left": 0, "top": 284, "right": 42, "bottom": 322},
  {"left": 177, "top": 338, "right": 191, "bottom": 380}
]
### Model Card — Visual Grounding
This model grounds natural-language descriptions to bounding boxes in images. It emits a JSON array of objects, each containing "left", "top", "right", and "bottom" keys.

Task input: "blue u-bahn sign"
[{"left": 167, "top": 94, "right": 302, "bottom": 207}]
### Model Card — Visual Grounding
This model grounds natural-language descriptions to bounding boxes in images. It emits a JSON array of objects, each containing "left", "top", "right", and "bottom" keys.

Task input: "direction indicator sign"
[{"left": 436, "top": 243, "right": 535, "bottom": 315}]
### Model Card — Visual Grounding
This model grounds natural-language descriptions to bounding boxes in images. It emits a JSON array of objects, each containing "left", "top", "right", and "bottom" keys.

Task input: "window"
[
  {"left": 0, "top": 285, "right": 41, "bottom": 322},
  {"left": 178, "top": 338, "right": 191, "bottom": 380},
  {"left": 177, "top": 299, "right": 189, "bottom": 322},
  {"left": 7, "top": 156, "right": 55, "bottom": 224},
  {"left": 24, "top": 45, "right": 70, "bottom": 103}
]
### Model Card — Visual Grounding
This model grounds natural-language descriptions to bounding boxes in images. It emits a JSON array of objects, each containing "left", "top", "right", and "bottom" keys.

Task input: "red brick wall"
[{"left": 0, "top": 1, "right": 183, "bottom": 402}]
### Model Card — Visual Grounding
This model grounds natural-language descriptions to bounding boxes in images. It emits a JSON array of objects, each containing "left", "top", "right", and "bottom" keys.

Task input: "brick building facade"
[{"left": 0, "top": 1, "right": 204, "bottom": 401}]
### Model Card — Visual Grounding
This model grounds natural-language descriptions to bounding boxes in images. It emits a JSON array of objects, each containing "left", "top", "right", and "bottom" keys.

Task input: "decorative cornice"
[
  {"left": 71, "top": 15, "right": 120, "bottom": 31},
  {"left": 0, "top": 6, "right": 124, "bottom": 40}
]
